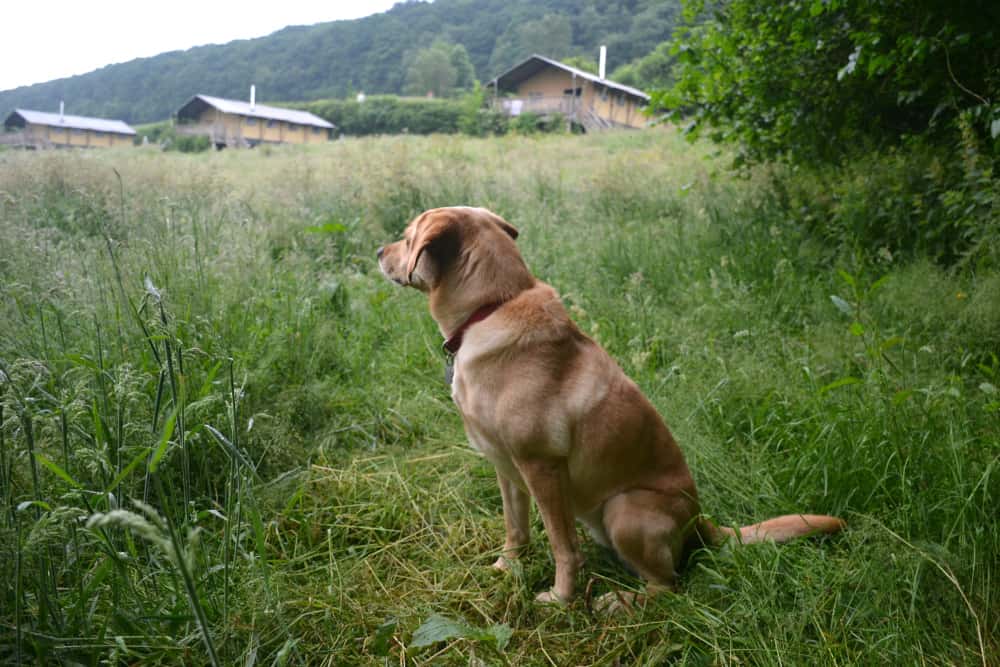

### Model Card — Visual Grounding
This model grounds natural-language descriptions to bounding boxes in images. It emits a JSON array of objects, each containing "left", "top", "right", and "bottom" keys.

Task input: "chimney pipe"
[
  {"left": 599, "top": 46, "right": 607, "bottom": 80},
  {"left": 250, "top": 85, "right": 256, "bottom": 111},
  {"left": 59, "top": 100, "right": 65, "bottom": 122}
]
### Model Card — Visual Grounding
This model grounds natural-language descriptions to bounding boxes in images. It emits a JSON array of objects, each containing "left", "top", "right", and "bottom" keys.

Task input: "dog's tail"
[{"left": 698, "top": 514, "right": 845, "bottom": 546}]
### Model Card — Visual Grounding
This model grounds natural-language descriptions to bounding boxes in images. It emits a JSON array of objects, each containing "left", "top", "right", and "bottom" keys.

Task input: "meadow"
[{"left": 0, "top": 131, "right": 997, "bottom": 665}]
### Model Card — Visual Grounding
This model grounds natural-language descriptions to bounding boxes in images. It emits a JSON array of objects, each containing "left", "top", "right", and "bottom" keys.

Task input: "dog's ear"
[
  {"left": 406, "top": 212, "right": 459, "bottom": 283},
  {"left": 485, "top": 211, "right": 519, "bottom": 240}
]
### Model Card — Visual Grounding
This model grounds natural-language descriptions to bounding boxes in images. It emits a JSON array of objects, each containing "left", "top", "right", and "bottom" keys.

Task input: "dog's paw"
[
  {"left": 491, "top": 556, "right": 513, "bottom": 572},
  {"left": 534, "top": 589, "right": 570, "bottom": 605},
  {"left": 592, "top": 590, "right": 644, "bottom": 615}
]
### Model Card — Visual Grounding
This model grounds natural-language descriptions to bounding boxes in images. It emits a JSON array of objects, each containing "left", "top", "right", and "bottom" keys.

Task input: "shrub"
[
  {"left": 768, "top": 132, "right": 998, "bottom": 267},
  {"left": 293, "top": 96, "right": 465, "bottom": 136},
  {"left": 510, "top": 112, "right": 566, "bottom": 135},
  {"left": 168, "top": 134, "right": 213, "bottom": 153}
]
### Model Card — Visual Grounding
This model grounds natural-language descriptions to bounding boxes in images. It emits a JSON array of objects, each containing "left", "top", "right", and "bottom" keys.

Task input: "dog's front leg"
[
  {"left": 516, "top": 458, "right": 581, "bottom": 603},
  {"left": 494, "top": 471, "right": 530, "bottom": 571}
]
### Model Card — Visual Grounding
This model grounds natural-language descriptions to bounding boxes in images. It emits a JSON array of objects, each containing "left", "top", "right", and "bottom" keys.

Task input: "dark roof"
[
  {"left": 4, "top": 109, "right": 136, "bottom": 135},
  {"left": 488, "top": 54, "right": 650, "bottom": 102},
  {"left": 176, "top": 94, "right": 334, "bottom": 129}
]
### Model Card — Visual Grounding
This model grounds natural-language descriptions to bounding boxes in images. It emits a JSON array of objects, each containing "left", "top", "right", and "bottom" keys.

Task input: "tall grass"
[{"left": 0, "top": 132, "right": 997, "bottom": 665}]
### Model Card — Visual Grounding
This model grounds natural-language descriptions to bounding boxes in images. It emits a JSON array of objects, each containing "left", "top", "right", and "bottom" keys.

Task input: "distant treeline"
[{"left": 0, "top": 0, "right": 679, "bottom": 125}]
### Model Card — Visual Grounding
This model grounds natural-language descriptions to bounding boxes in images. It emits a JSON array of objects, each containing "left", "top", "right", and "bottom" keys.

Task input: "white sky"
[{"left": 0, "top": 0, "right": 401, "bottom": 91}]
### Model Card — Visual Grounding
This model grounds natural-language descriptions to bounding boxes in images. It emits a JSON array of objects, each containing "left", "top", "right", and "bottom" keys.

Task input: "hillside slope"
[{"left": 0, "top": 0, "right": 678, "bottom": 124}]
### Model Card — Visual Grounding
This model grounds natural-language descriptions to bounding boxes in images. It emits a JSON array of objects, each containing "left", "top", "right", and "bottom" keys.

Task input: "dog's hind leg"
[{"left": 596, "top": 489, "right": 691, "bottom": 612}]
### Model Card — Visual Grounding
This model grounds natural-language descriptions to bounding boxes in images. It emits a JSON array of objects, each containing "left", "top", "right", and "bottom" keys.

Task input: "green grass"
[{"left": 0, "top": 132, "right": 997, "bottom": 665}]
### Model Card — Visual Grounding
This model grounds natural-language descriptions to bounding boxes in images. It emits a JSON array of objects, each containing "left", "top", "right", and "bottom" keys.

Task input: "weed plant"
[{"left": 0, "top": 132, "right": 997, "bottom": 664}]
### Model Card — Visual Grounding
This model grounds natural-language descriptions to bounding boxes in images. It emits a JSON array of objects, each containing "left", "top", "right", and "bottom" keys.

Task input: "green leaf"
[
  {"left": 36, "top": 453, "right": 82, "bottom": 488},
  {"left": 836, "top": 269, "right": 856, "bottom": 288},
  {"left": 64, "top": 353, "right": 100, "bottom": 371},
  {"left": 246, "top": 494, "right": 272, "bottom": 589},
  {"left": 830, "top": 295, "right": 854, "bottom": 316},
  {"left": 17, "top": 499, "right": 52, "bottom": 513},
  {"left": 490, "top": 624, "right": 513, "bottom": 651},
  {"left": 849, "top": 321, "right": 865, "bottom": 337},
  {"left": 83, "top": 557, "right": 114, "bottom": 598},
  {"left": 373, "top": 617, "right": 398, "bottom": 656},
  {"left": 990, "top": 118, "right": 1000, "bottom": 139},
  {"left": 106, "top": 446, "right": 153, "bottom": 494},
  {"left": 869, "top": 274, "right": 891, "bottom": 293},
  {"left": 205, "top": 424, "right": 259, "bottom": 479},
  {"left": 879, "top": 336, "right": 905, "bottom": 353},
  {"left": 274, "top": 638, "right": 299, "bottom": 666},
  {"left": 304, "top": 222, "right": 347, "bottom": 234},
  {"left": 410, "top": 615, "right": 467, "bottom": 648},
  {"left": 92, "top": 399, "right": 106, "bottom": 447},
  {"left": 149, "top": 409, "right": 177, "bottom": 474},
  {"left": 819, "top": 376, "right": 861, "bottom": 394},
  {"left": 891, "top": 389, "right": 914, "bottom": 406},
  {"left": 197, "top": 361, "right": 223, "bottom": 398},
  {"left": 410, "top": 614, "right": 511, "bottom": 652}
]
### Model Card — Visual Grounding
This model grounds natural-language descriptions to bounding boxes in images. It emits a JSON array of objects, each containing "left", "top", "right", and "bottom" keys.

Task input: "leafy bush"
[
  {"left": 168, "top": 134, "right": 213, "bottom": 153},
  {"left": 133, "top": 122, "right": 213, "bottom": 152},
  {"left": 509, "top": 112, "right": 566, "bottom": 135},
  {"left": 458, "top": 84, "right": 509, "bottom": 137},
  {"left": 659, "top": 0, "right": 1000, "bottom": 166},
  {"left": 133, "top": 120, "right": 173, "bottom": 145},
  {"left": 294, "top": 96, "right": 465, "bottom": 136},
  {"left": 765, "top": 123, "right": 999, "bottom": 267},
  {"left": 658, "top": 0, "right": 1000, "bottom": 267},
  {"left": 295, "top": 94, "right": 568, "bottom": 137},
  {"left": 610, "top": 41, "right": 676, "bottom": 91}
]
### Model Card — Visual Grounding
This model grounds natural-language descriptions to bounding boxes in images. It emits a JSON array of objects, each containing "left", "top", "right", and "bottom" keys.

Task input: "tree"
[
  {"left": 562, "top": 56, "right": 598, "bottom": 74},
  {"left": 519, "top": 14, "right": 573, "bottom": 59},
  {"left": 450, "top": 43, "right": 477, "bottom": 90},
  {"left": 611, "top": 41, "right": 675, "bottom": 90},
  {"left": 657, "top": 0, "right": 1000, "bottom": 165},
  {"left": 405, "top": 42, "right": 459, "bottom": 97},
  {"left": 488, "top": 13, "right": 574, "bottom": 74}
]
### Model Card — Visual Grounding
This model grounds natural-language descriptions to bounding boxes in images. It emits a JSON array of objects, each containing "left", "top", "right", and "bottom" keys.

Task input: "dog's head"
[{"left": 377, "top": 206, "right": 534, "bottom": 333}]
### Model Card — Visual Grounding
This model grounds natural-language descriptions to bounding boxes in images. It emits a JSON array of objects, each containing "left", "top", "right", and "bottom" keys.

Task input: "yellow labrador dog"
[{"left": 377, "top": 206, "right": 843, "bottom": 607}]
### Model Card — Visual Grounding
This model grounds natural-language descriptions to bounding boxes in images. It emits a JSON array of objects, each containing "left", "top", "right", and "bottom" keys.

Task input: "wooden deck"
[{"left": 492, "top": 96, "right": 625, "bottom": 131}]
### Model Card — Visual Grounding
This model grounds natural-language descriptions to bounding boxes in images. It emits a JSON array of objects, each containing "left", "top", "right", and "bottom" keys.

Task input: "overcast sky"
[{"left": 0, "top": 0, "right": 401, "bottom": 91}]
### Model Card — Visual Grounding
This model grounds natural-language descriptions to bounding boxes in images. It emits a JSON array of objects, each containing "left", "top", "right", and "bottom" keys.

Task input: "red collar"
[{"left": 443, "top": 302, "right": 504, "bottom": 355}]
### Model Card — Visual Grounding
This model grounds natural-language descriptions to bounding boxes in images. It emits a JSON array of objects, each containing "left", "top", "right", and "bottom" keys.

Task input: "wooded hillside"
[{"left": 0, "top": 0, "right": 678, "bottom": 124}]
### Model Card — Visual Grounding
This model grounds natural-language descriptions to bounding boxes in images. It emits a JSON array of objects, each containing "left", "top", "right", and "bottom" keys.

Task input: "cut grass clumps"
[{"left": 1, "top": 130, "right": 997, "bottom": 664}]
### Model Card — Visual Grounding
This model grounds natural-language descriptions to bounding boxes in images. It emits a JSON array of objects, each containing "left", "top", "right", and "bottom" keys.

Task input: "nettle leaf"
[
  {"left": 410, "top": 614, "right": 511, "bottom": 652},
  {"left": 372, "top": 617, "right": 398, "bottom": 656},
  {"left": 410, "top": 614, "right": 467, "bottom": 648}
]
